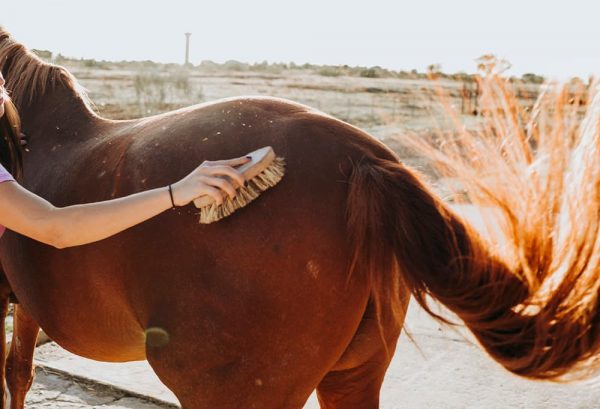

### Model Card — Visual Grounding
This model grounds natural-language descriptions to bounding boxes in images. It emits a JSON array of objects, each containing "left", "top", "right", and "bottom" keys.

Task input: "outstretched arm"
[{"left": 0, "top": 156, "right": 249, "bottom": 249}]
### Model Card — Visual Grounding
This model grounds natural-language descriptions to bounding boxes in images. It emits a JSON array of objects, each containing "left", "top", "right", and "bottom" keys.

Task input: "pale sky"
[{"left": 3, "top": 0, "right": 599, "bottom": 79}]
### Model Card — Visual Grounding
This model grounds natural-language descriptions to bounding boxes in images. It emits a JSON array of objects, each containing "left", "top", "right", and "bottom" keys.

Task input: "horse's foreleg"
[
  {"left": 0, "top": 265, "right": 17, "bottom": 409},
  {"left": 0, "top": 278, "right": 11, "bottom": 409},
  {"left": 6, "top": 305, "right": 39, "bottom": 409}
]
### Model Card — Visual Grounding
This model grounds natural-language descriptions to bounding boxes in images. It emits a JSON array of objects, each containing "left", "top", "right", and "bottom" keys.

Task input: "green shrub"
[
  {"left": 318, "top": 67, "right": 344, "bottom": 77},
  {"left": 360, "top": 68, "right": 380, "bottom": 78}
]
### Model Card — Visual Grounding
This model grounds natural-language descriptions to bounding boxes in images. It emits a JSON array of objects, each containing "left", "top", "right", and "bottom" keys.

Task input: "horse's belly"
[
  {"left": 37, "top": 303, "right": 147, "bottom": 362},
  {"left": 2, "top": 240, "right": 147, "bottom": 362}
]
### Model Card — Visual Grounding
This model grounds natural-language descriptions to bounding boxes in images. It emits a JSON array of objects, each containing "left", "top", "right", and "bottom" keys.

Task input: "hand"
[{"left": 169, "top": 156, "right": 251, "bottom": 206}]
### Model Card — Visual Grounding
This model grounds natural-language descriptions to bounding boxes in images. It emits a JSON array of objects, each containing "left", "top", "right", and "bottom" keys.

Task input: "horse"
[{"left": 1, "top": 26, "right": 600, "bottom": 409}]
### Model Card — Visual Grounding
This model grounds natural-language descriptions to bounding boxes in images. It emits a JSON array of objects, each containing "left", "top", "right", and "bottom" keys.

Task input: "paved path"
[{"left": 23, "top": 303, "right": 600, "bottom": 409}]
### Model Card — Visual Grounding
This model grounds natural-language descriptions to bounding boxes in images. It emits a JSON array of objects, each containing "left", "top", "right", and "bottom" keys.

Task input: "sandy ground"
[{"left": 18, "top": 302, "right": 600, "bottom": 409}]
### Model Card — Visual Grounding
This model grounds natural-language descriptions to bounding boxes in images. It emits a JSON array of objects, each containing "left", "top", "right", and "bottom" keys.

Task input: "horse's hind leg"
[
  {"left": 316, "top": 296, "right": 408, "bottom": 409},
  {"left": 316, "top": 357, "right": 391, "bottom": 409},
  {"left": 6, "top": 305, "right": 39, "bottom": 409}
]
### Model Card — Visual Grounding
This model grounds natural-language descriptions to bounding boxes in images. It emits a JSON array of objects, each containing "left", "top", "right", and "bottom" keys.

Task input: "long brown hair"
[
  {"left": 0, "top": 98, "right": 23, "bottom": 181},
  {"left": 346, "top": 75, "right": 600, "bottom": 381}
]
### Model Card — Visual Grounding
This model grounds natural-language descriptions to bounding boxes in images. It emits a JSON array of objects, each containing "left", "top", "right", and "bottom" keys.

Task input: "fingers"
[
  {"left": 200, "top": 184, "right": 225, "bottom": 205},
  {"left": 200, "top": 175, "right": 238, "bottom": 200},
  {"left": 200, "top": 165, "right": 246, "bottom": 188},
  {"left": 193, "top": 155, "right": 252, "bottom": 204}
]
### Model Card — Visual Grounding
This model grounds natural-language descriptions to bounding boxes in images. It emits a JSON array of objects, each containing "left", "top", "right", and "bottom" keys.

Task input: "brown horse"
[{"left": 1, "top": 27, "right": 600, "bottom": 409}]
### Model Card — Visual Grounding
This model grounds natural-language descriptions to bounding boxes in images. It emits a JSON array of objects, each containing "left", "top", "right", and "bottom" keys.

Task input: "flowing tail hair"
[{"left": 346, "top": 75, "right": 600, "bottom": 380}]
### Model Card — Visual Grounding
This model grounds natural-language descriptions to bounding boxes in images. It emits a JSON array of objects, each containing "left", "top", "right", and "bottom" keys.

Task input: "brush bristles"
[{"left": 198, "top": 157, "right": 286, "bottom": 224}]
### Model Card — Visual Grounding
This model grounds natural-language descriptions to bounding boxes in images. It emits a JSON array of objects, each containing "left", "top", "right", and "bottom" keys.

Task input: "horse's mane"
[{"left": 0, "top": 26, "right": 92, "bottom": 112}]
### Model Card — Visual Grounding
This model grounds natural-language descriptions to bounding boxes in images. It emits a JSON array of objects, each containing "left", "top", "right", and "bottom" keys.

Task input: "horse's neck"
[
  {"left": 19, "top": 86, "right": 103, "bottom": 147},
  {"left": 17, "top": 86, "right": 117, "bottom": 186}
]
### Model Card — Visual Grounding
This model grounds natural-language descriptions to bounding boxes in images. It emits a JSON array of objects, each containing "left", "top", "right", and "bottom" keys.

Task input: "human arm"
[{"left": 0, "top": 156, "right": 249, "bottom": 249}]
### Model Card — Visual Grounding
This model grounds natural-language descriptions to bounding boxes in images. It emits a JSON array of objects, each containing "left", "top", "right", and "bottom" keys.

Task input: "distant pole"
[{"left": 184, "top": 33, "right": 192, "bottom": 66}]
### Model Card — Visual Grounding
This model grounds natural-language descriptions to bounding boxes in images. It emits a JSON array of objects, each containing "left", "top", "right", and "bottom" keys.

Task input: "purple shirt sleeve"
[{"left": 0, "top": 163, "right": 15, "bottom": 184}]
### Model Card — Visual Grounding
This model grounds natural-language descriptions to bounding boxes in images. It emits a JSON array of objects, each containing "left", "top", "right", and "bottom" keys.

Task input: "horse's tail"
[{"left": 345, "top": 78, "right": 600, "bottom": 380}]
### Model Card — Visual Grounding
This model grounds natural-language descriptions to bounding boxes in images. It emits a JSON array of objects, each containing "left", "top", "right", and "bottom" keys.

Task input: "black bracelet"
[{"left": 167, "top": 184, "right": 176, "bottom": 208}]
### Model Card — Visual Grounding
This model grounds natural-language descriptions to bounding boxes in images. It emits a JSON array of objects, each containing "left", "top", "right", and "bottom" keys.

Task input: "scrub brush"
[{"left": 193, "top": 146, "right": 285, "bottom": 224}]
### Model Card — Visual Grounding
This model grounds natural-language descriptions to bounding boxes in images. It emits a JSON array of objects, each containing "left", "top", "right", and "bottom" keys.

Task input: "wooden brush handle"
[{"left": 193, "top": 146, "right": 275, "bottom": 208}]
